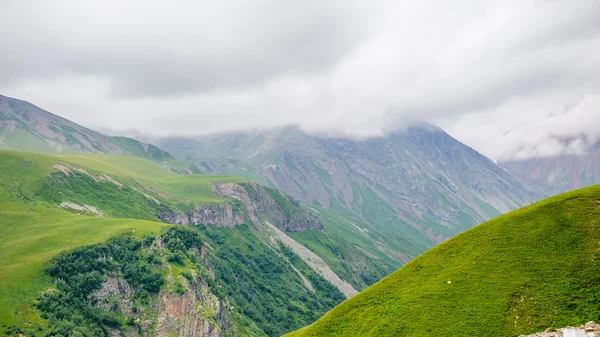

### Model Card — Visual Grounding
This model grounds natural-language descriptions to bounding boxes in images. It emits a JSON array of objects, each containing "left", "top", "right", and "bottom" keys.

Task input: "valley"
[
  {"left": 0, "top": 95, "right": 596, "bottom": 337},
  {"left": 2, "top": 3, "right": 598, "bottom": 335},
  {"left": 0, "top": 150, "right": 398, "bottom": 336}
]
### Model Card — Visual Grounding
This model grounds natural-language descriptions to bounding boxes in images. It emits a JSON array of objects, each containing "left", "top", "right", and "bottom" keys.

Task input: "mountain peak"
[{"left": 157, "top": 125, "right": 545, "bottom": 254}]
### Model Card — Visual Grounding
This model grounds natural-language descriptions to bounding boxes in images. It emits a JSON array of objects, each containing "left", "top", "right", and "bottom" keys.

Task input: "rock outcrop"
[
  {"left": 161, "top": 182, "right": 323, "bottom": 232},
  {"left": 156, "top": 289, "right": 222, "bottom": 337},
  {"left": 211, "top": 182, "right": 323, "bottom": 232},
  {"left": 520, "top": 321, "right": 600, "bottom": 337},
  {"left": 88, "top": 238, "right": 236, "bottom": 337},
  {"left": 160, "top": 203, "right": 244, "bottom": 227}
]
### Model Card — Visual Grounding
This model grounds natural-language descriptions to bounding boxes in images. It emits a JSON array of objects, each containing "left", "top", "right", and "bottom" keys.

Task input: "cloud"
[
  {"left": 442, "top": 93, "right": 600, "bottom": 161},
  {"left": 0, "top": 0, "right": 381, "bottom": 97},
  {"left": 1, "top": 0, "right": 599, "bottom": 160}
]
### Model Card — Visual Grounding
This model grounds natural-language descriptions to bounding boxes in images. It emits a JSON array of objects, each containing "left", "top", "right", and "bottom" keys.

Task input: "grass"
[
  {"left": 0, "top": 204, "right": 168, "bottom": 325},
  {"left": 0, "top": 150, "right": 247, "bottom": 326},
  {"left": 57, "top": 153, "right": 246, "bottom": 203},
  {"left": 109, "top": 136, "right": 175, "bottom": 161},
  {"left": 286, "top": 185, "right": 600, "bottom": 337},
  {"left": 0, "top": 128, "right": 60, "bottom": 154}
]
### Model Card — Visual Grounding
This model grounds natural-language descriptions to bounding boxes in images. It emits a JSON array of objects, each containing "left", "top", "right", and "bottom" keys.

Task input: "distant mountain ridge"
[
  {"left": 501, "top": 141, "right": 600, "bottom": 194},
  {"left": 155, "top": 125, "right": 547, "bottom": 257},
  {"left": 0, "top": 94, "right": 173, "bottom": 162}
]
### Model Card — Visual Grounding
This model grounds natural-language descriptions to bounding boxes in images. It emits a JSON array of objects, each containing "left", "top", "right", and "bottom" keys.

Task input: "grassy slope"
[
  {"left": 287, "top": 185, "right": 600, "bottom": 337},
  {"left": 289, "top": 207, "right": 411, "bottom": 290},
  {"left": 0, "top": 128, "right": 79, "bottom": 154},
  {"left": 0, "top": 150, "right": 245, "bottom": 325},
  {"left": 56, "top": 153, "right": 246, "bottom": 203},
  {"left": 108, "top": 136, "right": 174, "bottom": 161}
]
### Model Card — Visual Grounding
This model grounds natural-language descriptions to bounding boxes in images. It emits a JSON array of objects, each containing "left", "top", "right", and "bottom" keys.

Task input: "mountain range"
[
  {"left": 3, "top": 93, "right": 591, "bottom": 337},
  {"left": 501, "top": 141, "right": 600, "bottom": 194},
  {"left": 0, "top": 94, "right": 202, "bottom": 174},
  {"left": 155, "top": 125, "right": 546, "bottom": 256}
]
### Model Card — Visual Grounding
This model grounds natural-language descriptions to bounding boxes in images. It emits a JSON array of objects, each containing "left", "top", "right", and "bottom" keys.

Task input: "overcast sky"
[{"left": 1, "top": 0, "right": 599, "bottom": 160}]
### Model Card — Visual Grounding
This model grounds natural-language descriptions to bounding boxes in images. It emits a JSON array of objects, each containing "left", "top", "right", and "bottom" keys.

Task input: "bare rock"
[
  {"left": 156, "top": 290, "right": 221, "bottom": 337},
  {"left": 161, "top": 203, "right": 244, "bottom": 227}
]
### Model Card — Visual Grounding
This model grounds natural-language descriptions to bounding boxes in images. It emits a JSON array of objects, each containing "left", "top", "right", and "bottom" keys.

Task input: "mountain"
[
  {"left": 286, "top": 185, "right": 600, "bottom": 337},
  {"left": 155, "top": 125, "right": 546, "bottom": 258},
  {"left": 0, "top": 150, "right": 404, "bottom": 337},
  {"left": 501, "top": 142, "right": 600, "bottom": 194},
  {"left": 0, "top": 94, "right": 194, "bottom": 170}
]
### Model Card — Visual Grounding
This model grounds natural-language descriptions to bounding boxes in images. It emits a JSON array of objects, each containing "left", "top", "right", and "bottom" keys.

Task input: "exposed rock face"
[
  {"left": 91, "top": 277, "right": 135, "bottom": 315},
  {"left": 520, "top": 321, "right": 600, "bottom": 337},
  {"left": 156, "top": 289, "right": 221, "bottom": 337},
  {"left": 89, "top": 244, "right": 235, "bottom": 337},
  {"left": 241, "top": 182, "right": 323, "bottom": 232},
  {"left": 161, "top": 182, "right": 323, "bottom": 232},
  {"left": 59, "top": 201, "right": 104, "bottom": 217},
  {"left": 161, "top": 203, "right": 245, "bottom": 227},
  {"left": 93, "top": 277, "right": 134, "bottom": 299},
  {"left": 155, "top": 258, "right": 235, "bottom": 337},
  {"left": 265, "top": 221, "right": 357, "bottom": 298},
  {"left": 211, "top": 182, "right": 323, "bottom": 232}
]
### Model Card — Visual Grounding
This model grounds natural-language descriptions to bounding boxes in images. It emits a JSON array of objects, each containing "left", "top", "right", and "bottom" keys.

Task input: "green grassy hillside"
[
  {"left": 287, "top": 185, "right": 600, "bottom": 337},
  {"left": 0, "top": 151, "right": 245, "bottom": 325},
  {"left": 1, "top": 150, "right": 399, "bottom": 336}
]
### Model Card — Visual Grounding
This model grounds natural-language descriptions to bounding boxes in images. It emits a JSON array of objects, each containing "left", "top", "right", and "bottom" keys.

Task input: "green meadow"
[
  {"left": 0, "top": 150, "right": 246, "bottom": 325},
  {"left": 287, "top": 185, "right": 600, "bottom": 337}
]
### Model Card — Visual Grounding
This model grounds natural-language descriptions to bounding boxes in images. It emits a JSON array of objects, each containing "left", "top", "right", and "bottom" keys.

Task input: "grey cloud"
[
  {"left": 0, "top": 0, "right": 381, "bottom": 97},
  {"left": 1, "top": 0, "right": 599, "bottom": 161}
]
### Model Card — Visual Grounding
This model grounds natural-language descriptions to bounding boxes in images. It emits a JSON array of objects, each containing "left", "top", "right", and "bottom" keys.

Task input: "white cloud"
[{"left": 1, "top": 0, "right": 599, "bottom": 160}]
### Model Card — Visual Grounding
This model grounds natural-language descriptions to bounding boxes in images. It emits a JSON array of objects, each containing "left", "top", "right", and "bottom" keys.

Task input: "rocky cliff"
[
  {"left": 519, "top": 321, "right": 600, "bottom": 337},
  {"left": 62, "top": 233, "right": 238, "bottom": 337},
  {"left": 162, "top": 182, "right": 323, "bottom": 232},
  {"left": 160, "top": 203, "right": 245, "bottom": 227}
]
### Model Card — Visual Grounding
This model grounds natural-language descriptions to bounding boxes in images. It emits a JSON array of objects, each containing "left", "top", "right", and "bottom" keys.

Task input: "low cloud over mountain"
[{"left": 1, "top": 0, "right": 599, "bottom": 160}]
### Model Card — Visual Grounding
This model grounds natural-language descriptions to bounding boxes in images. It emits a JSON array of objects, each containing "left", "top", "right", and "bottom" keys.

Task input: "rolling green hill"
[
  {"left": 0, "top": 150, "right": 403, "bottom": 336},
  {"left": 286, "top": 185, "right": 600, "bottom": 337}
]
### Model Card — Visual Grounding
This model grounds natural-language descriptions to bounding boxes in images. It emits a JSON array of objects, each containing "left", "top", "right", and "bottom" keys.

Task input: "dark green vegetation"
[
  {"left": 1, "top": 149, "right": 400, "bottom": 336},
  {"left": 287, "top": 185, "right": 600, "bottom": 337},
  {"left": 0, "top": 150, "right": 169, "bottom": 330},
  {"left": 195, "top": 224, "right": 345, "bottom": 336},
  {"left": 36, "top": 234, "right": 164, "bottom": 337},
  {"left": 29, "top": 224, "right": 345, "bottom": 337}
]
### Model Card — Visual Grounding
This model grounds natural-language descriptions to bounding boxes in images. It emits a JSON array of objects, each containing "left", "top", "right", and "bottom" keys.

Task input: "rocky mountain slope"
[
  {"left": 156, "top": 125, "right": 546, "bottom": 257},
  {"left": 501, "top": 141, "right": 600, "bottom": 194},
  {"left": 0, "top": 150, "right": 399, "bottom": 337},
  {"left": 0, "top": 94, "right": 199, "bottom": 172},
  {"left": 286, "top": 185, "right": 600, "bottom": 337}
]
